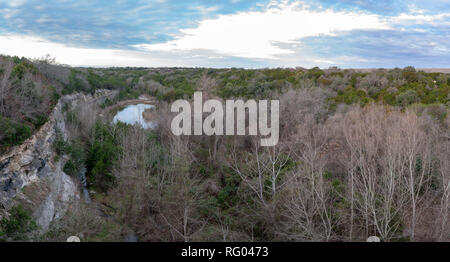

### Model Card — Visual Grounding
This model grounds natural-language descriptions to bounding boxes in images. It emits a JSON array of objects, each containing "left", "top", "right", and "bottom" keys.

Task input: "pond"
[{"left": 112, "top": 104, "right": 157, "bottom": 129}]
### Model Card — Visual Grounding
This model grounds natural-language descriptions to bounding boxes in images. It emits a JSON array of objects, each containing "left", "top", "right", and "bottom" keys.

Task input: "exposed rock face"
[{"left": 0, "top": 89, "right": 116, "bottom": 231}]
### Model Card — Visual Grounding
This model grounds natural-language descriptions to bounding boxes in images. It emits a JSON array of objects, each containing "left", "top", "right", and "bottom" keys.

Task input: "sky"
[{"left": 0, "top": 0, "right": 449, "bottom": 68}]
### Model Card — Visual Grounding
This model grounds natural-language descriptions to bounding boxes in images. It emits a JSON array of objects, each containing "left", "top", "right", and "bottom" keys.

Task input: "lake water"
[{"left": 112, "top": 104, "right": 157, "bottom": 129}]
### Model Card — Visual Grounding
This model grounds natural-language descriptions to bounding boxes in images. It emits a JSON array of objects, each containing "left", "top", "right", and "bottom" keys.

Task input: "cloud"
[
  {"left": 393, "top": 12, "right": 450, "bottom": 26},
  {"left": 135, "top": 1, "right": 388, "bottom": 59},
  {"left": 0, "top": 34, "right": 179, "bottom": 67},
  {"left": 8, "top": 0, "right": 26, "bottom": 7},
  {"left": 189, "top": 5, "right": 221, "bottom": 15},
  {"left": 0, "top": 0, "right": 227, "bottom": 50},
  {"left": 297, "top": 26, "right": 450, "bottom": 68},
  {"left": 0, "top": 34, "right": 268, "bottom": 68},
  {"left": 0, "top": 0, "right": 448, "bottom": 68}
]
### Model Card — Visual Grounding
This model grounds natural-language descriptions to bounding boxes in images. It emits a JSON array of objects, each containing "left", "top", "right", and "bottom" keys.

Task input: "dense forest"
[{"left": 0, "top": 55, "right": 449, "bottom": 241}]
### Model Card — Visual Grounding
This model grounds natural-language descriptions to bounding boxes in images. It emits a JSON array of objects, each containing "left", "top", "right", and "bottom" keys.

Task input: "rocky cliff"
[{"left": 0, "top": 90, "right": 116, "bottom": 231}]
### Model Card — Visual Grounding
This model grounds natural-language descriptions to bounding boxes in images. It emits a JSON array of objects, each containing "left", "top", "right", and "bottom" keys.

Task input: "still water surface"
[{"left": 112, "top": 104, "right": 156, "bottom": 129}]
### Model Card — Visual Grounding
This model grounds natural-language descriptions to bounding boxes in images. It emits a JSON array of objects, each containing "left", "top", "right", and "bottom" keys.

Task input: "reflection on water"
[{"left": 112, "top": 104, "right": 157, "bottom": 129}]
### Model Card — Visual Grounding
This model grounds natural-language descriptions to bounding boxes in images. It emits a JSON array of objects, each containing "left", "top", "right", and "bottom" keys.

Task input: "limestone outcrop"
[{"left": 0, "top": 90, "right": 116, "bottom": 230}]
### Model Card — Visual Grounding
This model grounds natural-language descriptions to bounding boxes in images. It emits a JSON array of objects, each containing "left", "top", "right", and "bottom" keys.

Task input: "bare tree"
[
  {"left": 341, "top": 106, "right": 411, "bottom": 241},
  {"left": 0, "top": 60, "right": 13, "bottom": 115},
  {"left": 226, "top": 135, "right": 292, "bottom": 207},
  {"left": 280, "top": 116, "right": 338, "bottom": 241}
]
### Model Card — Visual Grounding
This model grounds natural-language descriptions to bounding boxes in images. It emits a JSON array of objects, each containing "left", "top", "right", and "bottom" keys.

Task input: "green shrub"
[
  {"left": 100, "top": 98, "right": 113, "bottom": 109},
  {"left": 0, "top": 205, "right": 38, "bottom": 241},
  {"left": 63, "top": 140, "right": 86, "bottom": 177},
  {"left": 29, "top": 113, "right": 48, "bottom": 128},
  {"left": 117, "top": 87, "right": 139, "bottom": 100},
  {"left": 396, "top": 90, "right": 419, "bottom": 107},
  {"left": 402, "top": 66, "right": 418, "bottom": 83},
  {"left": 63, "top": 159, "right": 77, "bottom": 177},
  {"left": 11, "top": 60, "right": 36, "bottom": 80},
  {"left": 52, "top": 128, "right": 69, "bottom": 157},
  {"left": 86, "top": 121, "right": 122, "bottom": 191},
  {"left": 63, "top": 69, "right": 88, "bottom": 94},
  {"left": 334, "top": 86, "right": 372, "bottom": 106},
  {"left": 0, "top": 117, "right": 32, "bottom": 148},
  {"left": 49, "top": 85, "right": 60, "bottom": 105},
  {"left": 158, "top": 89, "right": 188, "bottom": 102}
]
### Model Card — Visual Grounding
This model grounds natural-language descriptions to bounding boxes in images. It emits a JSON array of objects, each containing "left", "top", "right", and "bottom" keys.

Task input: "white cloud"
[
  {"left": 0, "top": 34, "right": 183, "bottom": 67},
  {"left": 1, "top": 1, "right": 448, "bottom": 68},
  {"left": 134, "top": 1, "right": 389, "bottom": 59},
  {"left": 8, "top": 0, "right": 26, "bottom": 7},
  {"left": 393, "top": 12, "right": 450, "bottom": 26},
  {"left": 189, "top": 5, "right": 220, "bottom": 15},
  {"left": 1, "top": 7, "right": 19, "bottom": 20}
]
